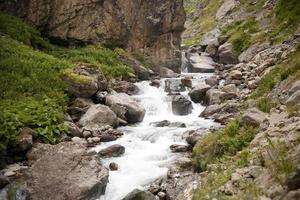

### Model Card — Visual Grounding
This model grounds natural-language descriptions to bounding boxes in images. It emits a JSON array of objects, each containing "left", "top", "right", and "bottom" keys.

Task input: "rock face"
[
  {"left": 240, "top": 108, "right": 267, "bottom": 127},
  {"left": 218, "top": 42, "right": 239, "bottom": 64},
  {"left": 106, "top": 93, "right": 146, "bottom": 123},
  {"left": 26, "top": 142, "right": 109, "bottom": 200},
  {"left": 2, "top": 0, "right": 185, "bottom": 72}
]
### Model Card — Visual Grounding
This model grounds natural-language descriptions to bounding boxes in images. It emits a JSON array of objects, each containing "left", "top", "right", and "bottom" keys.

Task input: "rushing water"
[{"left": 96, "top": 73, "right": 217, "bottom": 200}]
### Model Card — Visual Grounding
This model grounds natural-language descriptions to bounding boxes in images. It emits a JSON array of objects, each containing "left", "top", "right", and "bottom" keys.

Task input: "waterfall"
[{"left": 96, "top": 72, "right": 217, "bottom": 200}]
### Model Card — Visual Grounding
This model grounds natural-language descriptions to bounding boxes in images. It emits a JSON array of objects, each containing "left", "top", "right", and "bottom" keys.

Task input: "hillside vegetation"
[{"left": 0, "top": 12, "right": 133, "bottom": 162}]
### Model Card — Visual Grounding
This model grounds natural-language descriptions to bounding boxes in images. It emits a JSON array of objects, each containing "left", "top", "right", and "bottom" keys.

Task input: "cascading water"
[{"left": 96, "top": 73, "right": 218, "bottom": 200}]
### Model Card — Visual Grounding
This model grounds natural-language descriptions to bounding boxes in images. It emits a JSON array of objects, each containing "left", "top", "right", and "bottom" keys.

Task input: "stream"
[{"left": 96, "top": 72, "right": 217, "bottom": 200}]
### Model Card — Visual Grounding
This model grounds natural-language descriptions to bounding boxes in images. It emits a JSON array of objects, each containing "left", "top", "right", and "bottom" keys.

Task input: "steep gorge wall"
[{"left": 0, "top": 0, "right": 186, "bottom": 72}]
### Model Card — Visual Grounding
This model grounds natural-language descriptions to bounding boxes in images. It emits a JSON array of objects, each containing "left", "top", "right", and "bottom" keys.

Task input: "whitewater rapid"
[{"left": 96, "top": 73, "right": 217, "bottom": 200}]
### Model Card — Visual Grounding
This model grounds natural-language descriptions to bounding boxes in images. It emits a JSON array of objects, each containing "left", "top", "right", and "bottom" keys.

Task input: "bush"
[{"left": 256, "top": 97, "right": 274, "bottom": 113}]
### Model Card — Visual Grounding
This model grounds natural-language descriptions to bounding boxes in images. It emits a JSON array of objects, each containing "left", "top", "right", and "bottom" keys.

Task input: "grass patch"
[
  {"left": 223, "top": 18, "right": 265, "bottom": 55},
  {"left": 256, "top": 97, "right": 275, "bottom": 113},
  {"left": 182, "top": 0, "right": 221, "bottom": 46},
  {"left": 193, "top": 119, "right": 257, "bottom": 171}
]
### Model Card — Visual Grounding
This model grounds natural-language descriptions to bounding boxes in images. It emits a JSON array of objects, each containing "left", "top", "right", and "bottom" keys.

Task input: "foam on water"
[{"left": 96, "top": 73, "right": 217, "bottom": 200}]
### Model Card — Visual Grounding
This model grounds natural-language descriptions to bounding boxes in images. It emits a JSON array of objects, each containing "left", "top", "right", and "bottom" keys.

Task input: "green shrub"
[
  {"left": 256, "top": 97, "right": 274, "bottom": 113},
  {"left": 193, "top": 119, "right": 258, "bottom": 170}
]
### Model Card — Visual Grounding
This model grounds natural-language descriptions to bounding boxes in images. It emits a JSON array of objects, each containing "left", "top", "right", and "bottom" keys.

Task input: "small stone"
[
  {"left": 109, "top": 162, "right": 119, "bottom": 171},
  {"left": 170, "top": 144, "right": 189, "bottom": 153},
  {"left": 98, "top": 144, "right": 125, "bottom": 158}
]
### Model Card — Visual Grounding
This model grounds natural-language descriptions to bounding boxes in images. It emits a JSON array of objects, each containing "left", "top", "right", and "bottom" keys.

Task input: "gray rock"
[
  {"left": 218, "top": 42, "right": 239, "bottom": 65},
  {"left": 288, "top": 80, "right": 300, "bottom": 96},
  {"left": 64, "top": 121, "right": 82, "bottom": 137},
  {"left": 189, "top": 84, "right": 211, "bottom": 103},
  {"left": 205, "top": 76, "right": 219, "bottom": 87},
  {"left": 98, "top": 144, "right": 125, "bottom": 158},
  {"left": 106, "top": 93, "right": 146, "bottom": 123},
  {"left": 229, "top": 70, "right": 243, "bottom": 80},
  {"left": 205, "top": 89, "right": 224, "bottom": 105},
  {"left": 150, "top": 80, "right": 160, "bottom": 88},
  {"left": 172, "top": 95, "right": 193, "bottom": 115},
  {"left": 26, "top": 142, "right": 108, "bottom": 200},
  {"left": 286, "top": 91, "right": 300, "bottom": 106},
  {"left": 122, "top": 189, "right": 156, "bottom": 200},
  {"left": 181, "top": 77, "right": 193, "bottom": 88},
  {"left": 150, "top": 120, "right": 186, "bottom": 128},
  {"left": 170, "top": 144, "right": 189, "bottom": 153},
  {"left": 188, "top": 54, "right": 215, "bottom": 73},
  {"left": 286, "top": 166, "right": 300, "bottom": 190},
  {"left": 0, "top": 175, "right": 9, "bottom": 189},
  {"left": 62, "top": 65, "right": 107, "bottom": 98},
  {"left": 238, "top": 43, "right": 270, "bottom": 63},
  {"left": 200, "top": 104, "right": 223, "bottom": 118},
  {"left": 216, "top": 0, "right": 238, "bottom": 20},
  {"left": 165, "top": 79, "right": 185, "bottom": 93},
  {"left": 240, "top": 108, "right": 267, "bottom": 127},
  {"left": 200, "top": 28, "right": 221, "bottom": 46},
  {"left": 79, "top": 104, "right": 119, "bottom": 129},
  {"left": 92, "top": 91, "right": 108, "bottom": 104},
  {"left": 109, "top": 162, "right": 119, "bottom": 171},
  {"left": 159, "top": 67, "right": 180, "bottom": 78},
  {"left": 111, "top": 80, "right": 139, "bottom": 95}
]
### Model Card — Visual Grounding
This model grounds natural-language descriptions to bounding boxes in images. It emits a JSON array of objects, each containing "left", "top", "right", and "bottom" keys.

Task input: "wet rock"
[
  {"left": 240, "top": 108, "right": 267, "bottom": 127},
  {"left": 150, "top": 80, "right": 160, "bottom": 88},
  {"left": 181, "top": 77, "right": 193, "bottom": 88},
  {"left": 0, "top": 175, "right": 9, "bottom": 189},
  {"left": 26, "top": 142, "right": 108, "bottom": 200},
  {"left": 62, "top": 65, "right": 108, "bottom": 98},
  {"left": 100, "top": 135, "right": 118, "bottom": 142},
  {"left": 98, "top": 144, "right": 125, "bottom": 158},
  {"left": 171, "top": 95, "right": 193, "bottom": 115},
  {"left": 67, "top": 98, "right": 94, "bottom": 122},
  {"left": 186, "top": 134, "right": 203, "bottom": 148},
  {"left": 78, "top": 104, "right": 119, "bottom": 129},
  {"left": 164, "top": 79, "right": 185, "bottom": 93},
  {"left": 92, "top": 91, "right": 108, "bottom": 104},
  {"left": 189, "top": 84, "right": 211, "bottom": 103},
  {"left": 122, "top": 189, "right": 156, "bottom": 200},
  {"left": 169, "top": 122, "right": 186, "bottom": 128},
  {"left": 64, "top": 121, "right": 82, "bottom": 137},
  {"left": 159, "top": 67, "right": 180, "bottom": 78},
  {"left": 218, "top": 42, "right": 239, "bottom": 65},
  {"left": 150, "top": 120, "right": 186, "bottom": 128},
  {"left": 170, "top": 144, "right": 189, "bottom": 153},
  {"left": 109, "top": 162, "right": 119, "bottom": 171},
  {"left": 111, "top": 80, "right": 139, "bottom": 95},
  {"left": 106, "top": 93, "right": 146, "bottom": 123}
]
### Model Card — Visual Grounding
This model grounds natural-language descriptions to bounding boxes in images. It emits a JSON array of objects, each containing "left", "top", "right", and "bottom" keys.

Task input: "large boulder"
[
  {"left": 240, "top": 108, "right": 267, "bottom": 127},
  {"left": 62, "top": 65, "right": 108, "bottom": 98},
  {"left": 188, "top": 54, "right": 215, "bottom": 73},
  {"left": 288, "top": 80, "right": 300, "bottom": 96},
  {"left": 218, "top": 42, "right": 239, "bottom": 65},
  {"left": 122, "top": 189, "right": 156, "bottom": 200},
  {"left": 26, "top": 142, "right": 109, "bottom": 200},
  {"left": 205, "top": 89, "right": 225, "bottom": 105},
  {"left": 78, "top": 104, "right": 119, "bottom": 129},
  {"left": 172, "top": 95, "right": 193, "bottom": 115},
  {"left": 159, "top": 67, "right": 180, "bottom": 78},
  {"left": 2, "top": 0, "right": 185, "bottom": 72},
  {"left": 200, "top": 28, "right": 221, "bottom": 47},
  {"left": 286, "top": 91, "right": 300, "bottom": 106},
  {"left": 189, "top": 84, "right": 211, "bottom": 103},
  {"left": 111, "top": 81, "right": 139, "bottom": 95},
  {"left": 106, "top": 93, "right": 146, "bottom": 123}
]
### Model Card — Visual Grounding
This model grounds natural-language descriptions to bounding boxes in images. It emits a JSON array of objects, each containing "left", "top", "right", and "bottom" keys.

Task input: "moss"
[{"left": 61, "top": 68, "right": 93, "bottom": 84}]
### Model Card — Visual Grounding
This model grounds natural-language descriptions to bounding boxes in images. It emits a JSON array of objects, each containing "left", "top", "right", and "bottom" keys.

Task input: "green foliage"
[
  {"left": 0, "top": 12, "right": 52, "bottom": 50},
  {"left": 256, "top": 97, "right": 274, "bottom": 113},
  {"left": 223, "top": 18, "right": 262, "bottom": 55},
  {"left": 193, "top": 119, "right": 258, "bottom": 171},
  {"left": 270, "top": 0, "right": 300, "bottom": 42},
  {"left": 49, "top": 45, "right": 133, "bottom": 78},
  {"left": 184, "top": 0, "right": 200, "bottom": 15}
]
